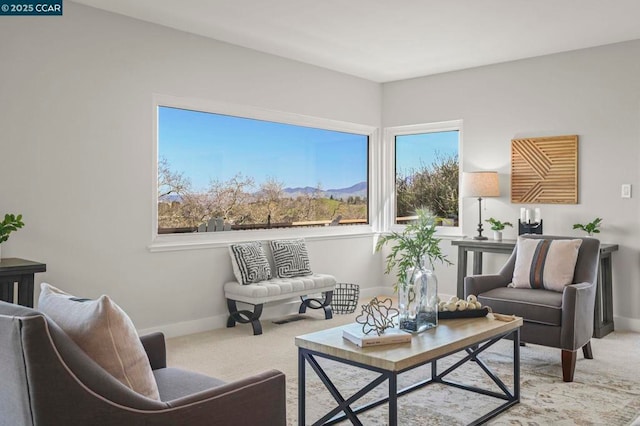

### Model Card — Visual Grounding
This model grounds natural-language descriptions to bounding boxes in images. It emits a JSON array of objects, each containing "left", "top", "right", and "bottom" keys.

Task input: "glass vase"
[{"left": 398, "top": 262, "right": 438, "bottom": 333}]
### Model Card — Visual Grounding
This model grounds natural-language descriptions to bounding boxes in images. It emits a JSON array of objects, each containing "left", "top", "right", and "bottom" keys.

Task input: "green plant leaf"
[
  {"left": 375, "top": 208, "right": 451, "bottom": 292},
  {"left": 573, "top": 217, "right": 602, "bottom": 235},
  {"left": 0, "top": 212, "right": 25, "bottom": 243},
  {"left": 485, "top": 217, "right": 513, "bottom": 231}
]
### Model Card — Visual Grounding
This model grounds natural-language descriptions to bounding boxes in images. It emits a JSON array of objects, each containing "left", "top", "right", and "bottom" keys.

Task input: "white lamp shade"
[{"left": 462, "top": 171, "right": 500, "bottom": 197}]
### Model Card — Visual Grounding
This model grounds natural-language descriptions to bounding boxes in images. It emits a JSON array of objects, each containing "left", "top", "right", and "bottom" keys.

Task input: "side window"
[{"left": 393, "top": 127, "right": 460, "bottom": 227}]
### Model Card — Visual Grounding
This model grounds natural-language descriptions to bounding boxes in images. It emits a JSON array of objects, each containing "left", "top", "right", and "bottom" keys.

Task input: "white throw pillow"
[
  {"left": 228, "top": 241, "right": 272, "bottom": 285},
  {"left": 511, "top": 238, "right": 582, "bottom": 292},
  {"left": 38, "top": 283, "right": 160, "bottom": 400}
]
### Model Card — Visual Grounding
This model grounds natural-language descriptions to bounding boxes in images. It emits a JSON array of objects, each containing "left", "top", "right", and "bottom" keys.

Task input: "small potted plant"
[
  {"left": 573, "top": 217, "right": 602, "bottom": 236},
  {"left": 485, "top": 217, "right": 513, "bottom": 241},
  {"left": 0, "top": 213, "right": 25, "bottom": 259}
]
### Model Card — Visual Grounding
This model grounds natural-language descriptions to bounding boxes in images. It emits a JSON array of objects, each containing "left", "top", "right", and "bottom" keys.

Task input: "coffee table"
[{"left": 295, "top": 315, "right": 523, "bottom": 425}]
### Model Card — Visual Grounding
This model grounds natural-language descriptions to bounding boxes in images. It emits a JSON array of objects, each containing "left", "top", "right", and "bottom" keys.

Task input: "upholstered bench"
[
  {"left": 224, "top": 274, "right": 336, "bottom": 335},
  {"left": 225, "top": 239, "right": 336, "bottom": 335}
]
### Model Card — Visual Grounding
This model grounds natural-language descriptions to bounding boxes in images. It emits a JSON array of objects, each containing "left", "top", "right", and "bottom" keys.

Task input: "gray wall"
[
  {"left": 384, "top": 40, "right": 640, "bottom": 331},
  {"left": 1, "top": 2, "right": 638, "bottom": 334},
  {"left": 0, "top": 3, "right": 384, "bottom": 335}
]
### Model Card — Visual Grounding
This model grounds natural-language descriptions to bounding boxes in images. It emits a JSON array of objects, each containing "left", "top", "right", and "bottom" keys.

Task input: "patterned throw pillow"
[
  {"left": 228, "top": 241, "right": 272, "bottom": 285},
  {"left": 270, "top": 239, "right": 313, "bottom": 278},
  {"left": 511, "top": 238, "right": 582, "bottom": 292},
  {"left": 38, "top": 283, "right": 160, "bottom": 400}
]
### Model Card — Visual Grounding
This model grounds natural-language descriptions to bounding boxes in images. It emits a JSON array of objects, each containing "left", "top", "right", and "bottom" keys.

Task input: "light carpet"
[{"left": 166, "top": 309, "right": 640, "bottom": 425}]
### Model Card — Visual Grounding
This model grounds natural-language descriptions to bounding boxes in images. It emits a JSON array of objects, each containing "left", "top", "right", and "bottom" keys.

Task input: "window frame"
[
  {"left": 149, "top": 94, "right": 379, "bottom": 252},
  {"left": 382, "top": 120, "right": 463, "bottom": 237}
]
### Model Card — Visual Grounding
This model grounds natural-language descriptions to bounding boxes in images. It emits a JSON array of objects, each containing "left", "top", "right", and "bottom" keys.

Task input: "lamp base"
[{"left": 473, "top": 197, "right": 489, "bottom": 241}]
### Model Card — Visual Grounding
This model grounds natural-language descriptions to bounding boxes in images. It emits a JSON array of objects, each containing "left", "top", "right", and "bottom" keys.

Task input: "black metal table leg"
[
  {"left": 388, "top": 373, "right": 398, "bottom": 426},
  {"left": 298, "top": 348, "right": 305, "bottom": 426}
]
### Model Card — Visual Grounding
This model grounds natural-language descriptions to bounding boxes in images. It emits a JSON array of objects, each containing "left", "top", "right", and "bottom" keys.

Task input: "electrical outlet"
[{"left": 621, "top": 184, "right": 631, "bottom": 198}]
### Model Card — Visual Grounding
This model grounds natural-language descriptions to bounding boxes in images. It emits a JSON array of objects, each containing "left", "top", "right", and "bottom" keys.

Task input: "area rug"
[
  {"left": 166, "top": 312, "right": 640, "bottom": 425},
  {"left": 292, "top": 332, "right": 640, "bottom": 425}
]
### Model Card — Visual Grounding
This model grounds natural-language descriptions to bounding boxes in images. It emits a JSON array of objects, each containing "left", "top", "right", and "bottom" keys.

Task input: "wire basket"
[{"left": 332, "top": 283, "right": 360, "bottom": 314}]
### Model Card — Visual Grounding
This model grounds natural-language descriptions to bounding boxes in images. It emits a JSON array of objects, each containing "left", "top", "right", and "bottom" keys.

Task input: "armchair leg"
[
  {"left": 561, "top": 343, "right": 592, "bottom": 382},
  {"left": 561, "top": 350, "right": 577, "bottom": 382}
]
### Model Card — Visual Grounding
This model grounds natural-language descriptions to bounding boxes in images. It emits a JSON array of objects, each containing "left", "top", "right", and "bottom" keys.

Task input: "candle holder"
[{"left": 518, "top": 219, "right": 543, "bottom": 235}]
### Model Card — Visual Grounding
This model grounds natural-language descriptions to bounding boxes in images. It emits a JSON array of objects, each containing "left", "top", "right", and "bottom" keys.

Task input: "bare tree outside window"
[{"left": 157, "top": 106, "right": 369, "bottom": 234}]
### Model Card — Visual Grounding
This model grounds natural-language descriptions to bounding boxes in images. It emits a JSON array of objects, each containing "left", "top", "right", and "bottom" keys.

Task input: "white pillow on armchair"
[
  {"left": 38, "top": 283, "right": 160, "bottom": 400},
  {"left": 511, "top": 238, "right": 582, "bottom": 292}
]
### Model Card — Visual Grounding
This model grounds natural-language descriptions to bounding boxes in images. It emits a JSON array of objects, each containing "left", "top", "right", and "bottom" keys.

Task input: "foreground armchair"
[
  {"left": 464, "top": 235, "right": 600, "bottom": 382},
  {"left": 0, "top": 301, "right": 286, "bottom": 426}
]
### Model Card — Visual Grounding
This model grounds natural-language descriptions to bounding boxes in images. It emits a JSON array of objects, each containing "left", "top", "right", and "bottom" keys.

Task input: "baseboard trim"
[
  {"left": 138, "top": 315, "right": 227, "bottom": 338},
  {"left": 613, "top": 315, "right": 640, "bottom": 333},
  {"left": 142, "top": 290, "right": 640, "bottom": 338},
  {"left": 138, "top": 288, "right": 461, "bottom": 338},
  {"left": 137, "top": 296, "right": 333, "bottom": 338}
]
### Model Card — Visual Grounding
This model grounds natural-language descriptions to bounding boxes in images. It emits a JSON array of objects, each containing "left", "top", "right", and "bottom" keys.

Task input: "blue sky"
[
  {"left": 159, "top": 106, "right": 458, "bottom": 192},
  {"left": 159, "top": 106, "right": 368, "bottom": 191},
  {"left": 395, "top": 131, "right": 459, "bottom": 177}
]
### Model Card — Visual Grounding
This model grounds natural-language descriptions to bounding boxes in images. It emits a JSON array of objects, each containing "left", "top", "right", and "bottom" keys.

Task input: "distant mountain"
[
  {"left": 282, "top": 186, "right": 319, "bottom": 195},
  {"left": 283, "top": 181, "right": 367, "bottom": 199},
  {"left": 327, "top": 181, "right": 367, "bottom": 194},
  {"left": 159, "top": 181, "right": 368, "bottom": 203}
]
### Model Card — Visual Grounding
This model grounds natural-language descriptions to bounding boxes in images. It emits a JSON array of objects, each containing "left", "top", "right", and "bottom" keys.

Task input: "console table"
[
  {"left": 0, "top": 258, "right": 47, "bottom": 308},
  {"left": 451, "top": 238, "right": 618, "bottom": 338}
]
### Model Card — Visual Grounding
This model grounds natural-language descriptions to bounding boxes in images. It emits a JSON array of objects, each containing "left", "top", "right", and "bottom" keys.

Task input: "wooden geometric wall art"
[{"left": 511, "top": 135, "right": 578, "bottom": 204}]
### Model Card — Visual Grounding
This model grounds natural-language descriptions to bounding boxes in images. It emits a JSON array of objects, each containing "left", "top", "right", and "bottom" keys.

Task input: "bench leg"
[
  {"left": 226, "top": 299, "right": 264, "bottom": 335},
  {"left": 299, "top": 291, "right": 333, "bottom": 320}
]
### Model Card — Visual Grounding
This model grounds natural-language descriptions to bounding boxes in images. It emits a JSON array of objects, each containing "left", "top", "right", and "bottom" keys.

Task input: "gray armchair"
[
  {"left": 464, "top": 235, "right": 600, "bottom": 382},
  {"left": 0, "top": 301, "right": 286, "bottom": 426}
]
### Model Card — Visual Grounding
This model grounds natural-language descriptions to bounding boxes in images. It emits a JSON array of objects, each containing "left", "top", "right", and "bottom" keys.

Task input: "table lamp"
[{"left": 462, "top": 171, "right": 500, "bottom": 240}]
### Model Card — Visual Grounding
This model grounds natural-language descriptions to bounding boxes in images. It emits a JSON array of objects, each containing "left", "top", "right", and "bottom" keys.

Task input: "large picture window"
[{"left": 157, "top": 105, "right": 369, "bottom": 235}]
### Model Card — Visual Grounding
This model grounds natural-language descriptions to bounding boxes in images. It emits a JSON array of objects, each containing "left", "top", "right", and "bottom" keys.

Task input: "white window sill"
[{"left": 148, "top": 224, "right": 376, "bottom": 252}]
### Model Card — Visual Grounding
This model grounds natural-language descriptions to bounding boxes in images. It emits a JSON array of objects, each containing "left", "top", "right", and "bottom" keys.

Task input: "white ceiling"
[{"left": 72, "top": 0, "right": 640, "bottom": 83}]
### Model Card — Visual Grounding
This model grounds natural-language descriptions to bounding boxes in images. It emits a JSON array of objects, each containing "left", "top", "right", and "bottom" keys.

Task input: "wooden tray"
[{"left": 438, "top": 307, "right": 489, "bottom": 319}]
